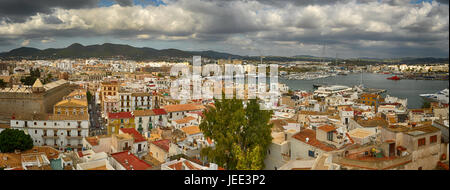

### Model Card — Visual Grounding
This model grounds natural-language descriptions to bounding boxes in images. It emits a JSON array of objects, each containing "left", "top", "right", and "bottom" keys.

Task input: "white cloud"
[{"left": 21, "top": 39, "right": 30, "bottom": 46}]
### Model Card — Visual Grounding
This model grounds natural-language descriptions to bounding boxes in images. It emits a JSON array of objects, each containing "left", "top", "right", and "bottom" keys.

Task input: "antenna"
[{"left": 258, "top": 49, "right": 264, "bottom": 65}]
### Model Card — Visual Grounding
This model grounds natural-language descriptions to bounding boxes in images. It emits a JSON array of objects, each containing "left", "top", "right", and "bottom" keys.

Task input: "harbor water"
[{"left": 280, "top": 72, "right": 449, "bottom": 109}]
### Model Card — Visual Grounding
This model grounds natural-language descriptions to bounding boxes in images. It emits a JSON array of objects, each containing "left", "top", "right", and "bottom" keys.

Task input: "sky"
[{"left": 0, "top": 0, "right": 448, "bottom": 58}]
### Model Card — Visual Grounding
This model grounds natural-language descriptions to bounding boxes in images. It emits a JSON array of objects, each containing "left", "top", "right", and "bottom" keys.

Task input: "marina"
[{"left": 281, "top": 72, "right": 449, "bottom": 109}]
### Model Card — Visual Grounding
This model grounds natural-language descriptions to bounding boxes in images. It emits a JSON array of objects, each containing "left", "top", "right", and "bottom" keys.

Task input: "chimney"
[{"left": 306, "top": 137, "right": 309, "bottom": 143}]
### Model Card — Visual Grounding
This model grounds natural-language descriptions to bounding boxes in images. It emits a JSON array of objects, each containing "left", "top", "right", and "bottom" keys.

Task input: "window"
[
  {"left": 327, "top": 132, "right": 333, "bottom": 141},
  {"left": 430, "top": 135, "right": 437, "bottom": 144},
  {"left": 418, "top": 138, "right": 426, "bottom": 147},
  {"left": 308, "top": 150, "right": 315, "bottom": 158}
]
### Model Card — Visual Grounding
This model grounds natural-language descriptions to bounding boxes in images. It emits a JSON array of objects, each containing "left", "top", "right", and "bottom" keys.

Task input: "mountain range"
[
  {"left": 0, "top": 43, "right": 243, "bottom": 60},
  {"left": 0, "top": 43, "right": 448, "bottom": 64}
]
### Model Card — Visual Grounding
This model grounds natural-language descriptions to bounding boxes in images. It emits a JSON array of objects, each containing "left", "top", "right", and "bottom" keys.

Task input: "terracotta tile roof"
[
  {"left": 152, "top": 139, "right": 170, "bottom": 152},
  {"left": 85, "top": 137, "right": 99, "bottom": 146},
  {"left": 292, "top": 129, "right": 336, "bottom": 152},
  {"left": 183, "top": 161, "right": 201, "bottom": 170},
  {"left": 174, "top": 116, "right": 196, "bottom": 124},
  {"left": 152, "top": 109, "right": 168, "bottom": 115},
  {"left": 108, "top": 112, "right": 134, "bottom": 119},
  {"left": 120, "top": 128, "right": 146, "bottom": 143},
  {"left": 318, "top": 125, "right": 336, "bottom": 133},
  {"left": 181, "top": 125, "right": 202, "bottom": 136},
  {"left": 134, "top": 109, "right": 155, "bottom": 116},
  {"left": 168, "top": 162, "right": 183, "bottom": 170},
  {"left": 162, "top": 103, "right": 205, "bottom": 113},
  {"left": 110, "top": 151, "right": 152, "bottom": 170}
]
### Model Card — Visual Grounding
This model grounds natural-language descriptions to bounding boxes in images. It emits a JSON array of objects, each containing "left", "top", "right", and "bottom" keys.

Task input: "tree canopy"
[
  {"left": 199, "top": 96, "right": 273, "bottom": 170},
  {"left": 20, "top": 68, "right": 41, "bottom": 86},
  {"left": 0, "top": 128, "right": 34, "bottom": 153}
]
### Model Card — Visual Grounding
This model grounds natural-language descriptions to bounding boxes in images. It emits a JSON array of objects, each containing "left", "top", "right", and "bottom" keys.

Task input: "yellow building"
[
  {"left": 54, "top": 89, "right": 88, "bottom": 116},
  {"left": 100, "top": 81, "right": 119, "bottom": 105},
  {"left": 107, "top": 112, "right": 135, "bottom": 135},
  {"left": 359, "top": 93, "right": 381, "bottom": 107}
]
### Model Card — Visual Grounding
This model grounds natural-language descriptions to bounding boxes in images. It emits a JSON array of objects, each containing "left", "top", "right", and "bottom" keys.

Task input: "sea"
[{"left": 280, "top": 72, "right": 449, "bottom": 109}]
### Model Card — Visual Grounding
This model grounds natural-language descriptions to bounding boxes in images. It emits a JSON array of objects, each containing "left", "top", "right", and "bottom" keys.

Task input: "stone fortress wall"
[{"left": 0, "top": 80, "right": 75, "bottom": 123}]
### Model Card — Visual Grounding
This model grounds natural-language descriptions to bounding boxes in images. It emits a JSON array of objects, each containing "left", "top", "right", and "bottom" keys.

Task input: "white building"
[
  {"left": 10, "top": 114, "right": 89, "bottom": 152},
  {"left": 119, "top": 92, "right": 153, "bottom": 112},
  {"left": 134, "top": 109, "right": 169, "bottom": 136}
]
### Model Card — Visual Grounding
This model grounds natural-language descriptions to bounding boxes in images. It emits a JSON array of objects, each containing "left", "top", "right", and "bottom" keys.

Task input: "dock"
[{"left": 363, "top": 88, "right": 387, "bottom": 95}]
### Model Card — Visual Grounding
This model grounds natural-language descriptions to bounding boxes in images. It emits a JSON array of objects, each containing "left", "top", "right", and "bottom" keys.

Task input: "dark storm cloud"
[
  {"left": 0, "top": 0, "right": 448, "bottom": 58},
  {"left": 436, "top": 0, "right": 449, "bottom": 4},
  {"left": 0, "top": 0, "right": 99, "bottom": 23}
]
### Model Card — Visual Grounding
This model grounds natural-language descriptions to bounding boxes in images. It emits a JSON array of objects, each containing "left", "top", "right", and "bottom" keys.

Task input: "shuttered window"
[
  {"left": 418, "top": 138, "right": 426, "bottom": 147},
  {"left": 430, "top": 135, "right": 437, "bottom": 144}
]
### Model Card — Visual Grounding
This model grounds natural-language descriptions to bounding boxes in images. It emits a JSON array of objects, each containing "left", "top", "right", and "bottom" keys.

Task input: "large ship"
[{"left": 420, "top": 89, "right": 449, "bottom": 104}]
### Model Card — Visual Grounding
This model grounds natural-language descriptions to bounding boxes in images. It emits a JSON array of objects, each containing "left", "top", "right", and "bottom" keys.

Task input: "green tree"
[
  {"left": 86, "top": 90, "right": 93, "bottom": 103},
  {"left": 200, "top": 96, "right": 273, "bottom": 170},
  {"left": 0, "top": 128, "right": 34, "bottom": 153},
  {"left": 21, "top": 68, "right": 41, "bottom": 85}
]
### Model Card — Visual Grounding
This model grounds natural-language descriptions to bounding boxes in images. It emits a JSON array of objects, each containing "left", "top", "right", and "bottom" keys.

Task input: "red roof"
[
  {"left": 292, "top": 129, "right": 336, "bottom": 152},
  {"left": 152, "top": 109, "right": 168, "bottom": 115},
  {"left": 108, "top": 112, "right": 134, "bottom": 119},
  {"left": 120, "top": 128, "right": 146, "bottom": 143},
  {"left": 318, "top": 125, "right": 336, "bottom": 133},
  {"left": 110, "top": 151, "right": 152, "bottom": 170},
  {"left": 152, "top": 139, "right": 170, "bottom": 152}
]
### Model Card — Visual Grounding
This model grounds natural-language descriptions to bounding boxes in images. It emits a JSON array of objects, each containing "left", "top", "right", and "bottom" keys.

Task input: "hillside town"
[{"left": 0, "top": 58, "right": 448, "bottom": 171}]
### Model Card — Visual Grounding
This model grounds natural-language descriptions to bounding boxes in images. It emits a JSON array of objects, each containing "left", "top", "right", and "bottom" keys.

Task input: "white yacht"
[{"left": 420, "top": 89, "right": 449, "bottom": 104}]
